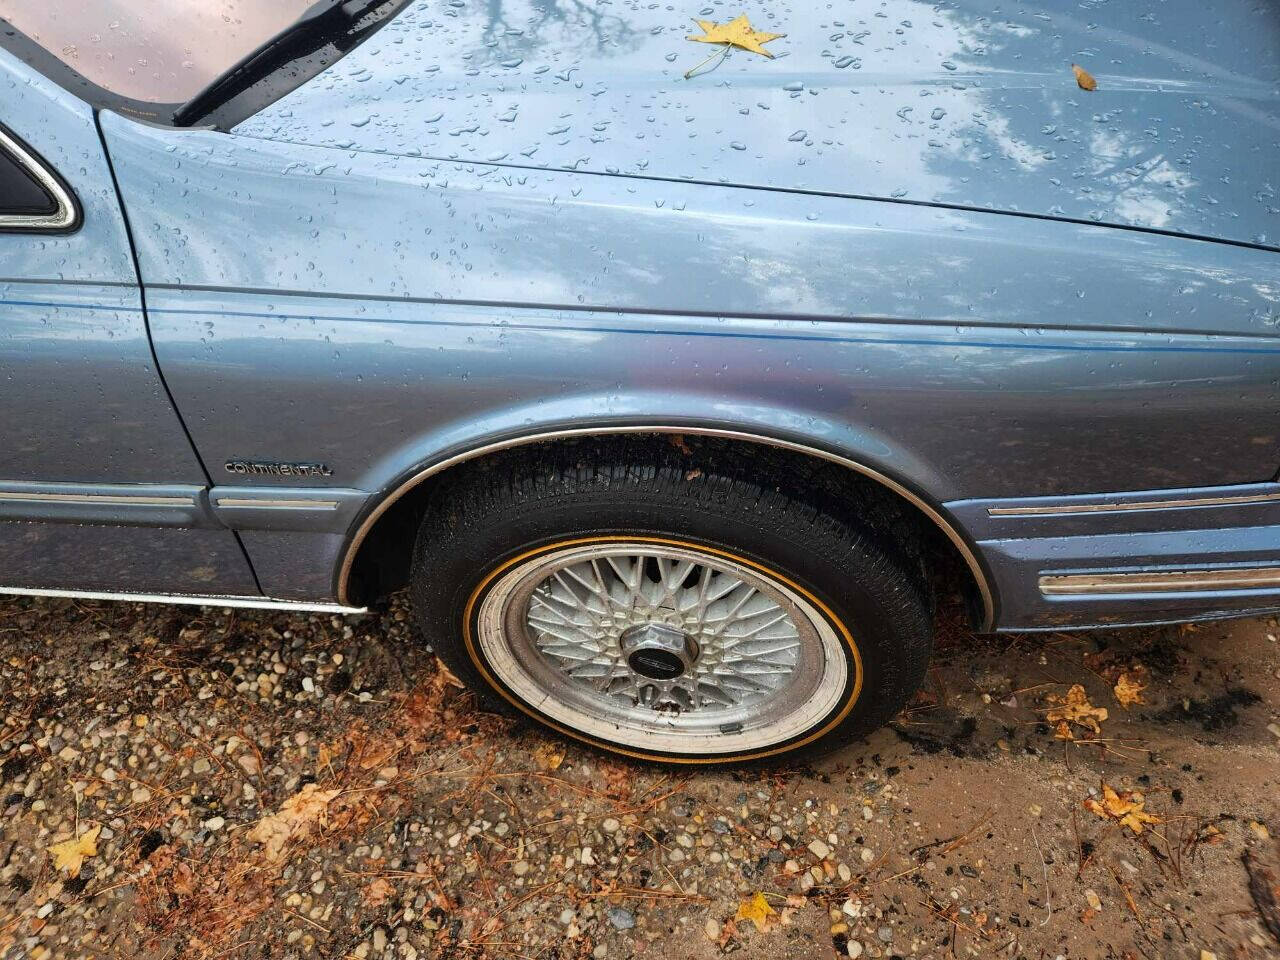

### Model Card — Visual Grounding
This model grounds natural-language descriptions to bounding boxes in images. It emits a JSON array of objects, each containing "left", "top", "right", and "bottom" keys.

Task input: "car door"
[{"left": 0, "top": 50, "right": 258, "bottom": 598}]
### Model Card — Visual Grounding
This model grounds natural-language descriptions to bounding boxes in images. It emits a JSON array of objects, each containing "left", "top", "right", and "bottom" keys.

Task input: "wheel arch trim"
[{"left": 335, "top": 424, "right": 996, "bottom": 630}]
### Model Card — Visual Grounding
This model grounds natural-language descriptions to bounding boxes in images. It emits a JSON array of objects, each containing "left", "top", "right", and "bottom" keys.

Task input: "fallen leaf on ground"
[
  {"left": 717, "top": 917, "right": 740, "bottom": 948},
  {"left": 48, "top": 824, "right": 101, "bottom": 875},
  {"left": 1084, "top": 784, "right": 1161, "bottom": 835},
  {"left": 1046, "top": 684, "right": 1108, "bottom": 739},
  {"left": 434, "top": 657, "right": 465, "bottom": 689},
  {"left": 363, "top": 877, "right": 395, "bottom": 907},
  {"left": 1113, "top": 670, "right": 1146, "bottom": 708},
  {"left": 1072, "top": 63, "right": 1097, "bottom": 91},
  {"left": 533, "top": 742, "right": 565, "bottom": 771},
  {"left": 734, "top": 892, "right": 779, "bottom": 932},
  {"left": 249, "top": 783, "right": 341, "bottom": 861}
]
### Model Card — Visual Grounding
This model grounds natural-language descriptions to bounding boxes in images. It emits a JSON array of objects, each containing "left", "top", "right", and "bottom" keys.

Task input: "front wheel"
[{"left": 411, "top": 441, "right": 932, "bottom": 764}]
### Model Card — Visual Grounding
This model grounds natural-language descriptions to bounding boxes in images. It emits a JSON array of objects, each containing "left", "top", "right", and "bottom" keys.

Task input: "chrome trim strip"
[
  {"left": 0, "top": 127, "right": 77, "bottom": 231},
  {"left": 0, "top": 585, "right": 365, "bottom": 614},
  {"left": 214, "top": 498, "right": 340, "bottom": 509},
  {"left": 1041, "top": 566, "right": 1280, "bottom": 596},
  {"left": 990, "top": 490, "right": 1280, "bottom": 517},
  {"left": 336, "top": 425, "right": 996, "bottom": 630},
  {"left": 0, "top": 491, "right": 193, "bottom": 506}
]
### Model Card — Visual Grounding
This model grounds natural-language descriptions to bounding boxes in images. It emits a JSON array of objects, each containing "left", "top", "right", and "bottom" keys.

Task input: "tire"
[{"left": 410, "top": 440, "right": 932, "bottom": 764}]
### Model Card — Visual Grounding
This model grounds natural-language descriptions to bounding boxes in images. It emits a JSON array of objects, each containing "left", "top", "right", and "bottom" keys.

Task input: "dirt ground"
[{"left": 1, "top": 594, "right": 1279, "bottom": 960}]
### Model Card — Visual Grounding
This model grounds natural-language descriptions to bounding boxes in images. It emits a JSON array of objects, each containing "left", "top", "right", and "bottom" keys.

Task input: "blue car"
[{"left": 1, "top": 0, "right": 1277, "bottom": 763}]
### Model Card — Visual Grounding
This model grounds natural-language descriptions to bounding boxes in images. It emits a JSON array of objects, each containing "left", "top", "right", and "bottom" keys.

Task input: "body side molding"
[
  {"left": 335, "top": 424, "right": 997, "bottom": 630},
  {"left": 0, "top": 584, "right": 364, "bottom": 613},
  {"left": 0, "top": 480, "right": 210, "bottom": 527}
]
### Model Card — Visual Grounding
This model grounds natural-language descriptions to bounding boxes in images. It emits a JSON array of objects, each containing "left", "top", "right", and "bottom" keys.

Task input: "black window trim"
[{"left": 0, "top": 123, "right": 79, "bottom": 233}]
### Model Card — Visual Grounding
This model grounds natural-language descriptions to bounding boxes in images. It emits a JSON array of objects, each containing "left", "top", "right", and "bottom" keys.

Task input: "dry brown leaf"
[
  {"left": 48, "top": 824, "right": 101, "bottom": 875},
  {"left": 249, "top": 783, "right": 341, "bottom": 861},
  {"left": 363, "top": 877, "right": 395, "bottom": 907},
  {"left": 1084, "top": 784, "right": 1162, "bottom": 834},
  {"left": 1072, "top": 63, "right": 1097, "bottom": 91},
  {"left": 717, "top": 917, "right": 740, "bottom": 948},
  {"left": 1046, "top": 684, "right": 1108, "bottom": 739},
  {"left": 434, "top": 657, "right": 466, "bottom": 689},
  {"left": 1113, "top": 670, "right": 1146, "bottom": 708},
  {"left": 533, "top": 742, "right": 565, "bottom": 771},
  {"left": 734, "top": 891, "right": 779, "bottom": 932}
]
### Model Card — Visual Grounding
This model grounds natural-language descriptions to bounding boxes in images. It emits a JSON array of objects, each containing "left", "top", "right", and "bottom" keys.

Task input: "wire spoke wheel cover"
[{"left": 468, "top": 538, "right": 857, "bottom": 757}]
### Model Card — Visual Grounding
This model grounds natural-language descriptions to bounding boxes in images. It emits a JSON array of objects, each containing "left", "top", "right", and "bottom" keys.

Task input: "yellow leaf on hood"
[
  {"left": 687, "top": 15, "right": 784, "bottom": 59},
  {"left": 1112, "top": 670, "right": 1146, "bottom": 708},
  {"left": 1072, "top": 63, "right": 1097, "bottom": 91},
  {"left": 48, "top": 825, "right": 101, "bottom": 875},
  {"left": 1045, "top": 684, "right": 1108, "bottom": 739},
  {"left": 1084, "top": 784, "right": 1162, "bottom": 834},
  {"left": 734, "top": 892, "right": 779, "bottom": 932}
]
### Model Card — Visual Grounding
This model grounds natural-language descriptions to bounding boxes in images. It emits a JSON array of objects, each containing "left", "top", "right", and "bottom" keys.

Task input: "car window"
[
  {"left": 0, "top": 125, "right": 76, "bottom": 231},
  {"left": 0, "top": 140, "right": 56, "bottom": 218},
  {"left": 0, "top": 0, "right": 315, "bottom": 105}
]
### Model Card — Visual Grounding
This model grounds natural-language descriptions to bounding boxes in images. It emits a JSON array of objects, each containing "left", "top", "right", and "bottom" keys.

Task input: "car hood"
[{"left": 236, "top": 0, "right": 1280, "bottom": 251}]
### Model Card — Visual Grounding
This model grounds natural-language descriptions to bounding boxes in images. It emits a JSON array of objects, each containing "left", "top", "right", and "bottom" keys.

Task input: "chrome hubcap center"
[{"left": 620, "top": 622, "right": 699, "bottom": 680}]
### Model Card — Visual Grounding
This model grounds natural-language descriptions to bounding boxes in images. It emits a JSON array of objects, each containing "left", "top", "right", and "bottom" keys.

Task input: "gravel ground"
[{"left": 2, "top": 594, "right": 1279, "bottom": 960}]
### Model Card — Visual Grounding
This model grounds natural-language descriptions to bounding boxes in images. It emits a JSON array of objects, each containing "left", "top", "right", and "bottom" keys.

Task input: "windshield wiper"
[{"left": 172, "top": 0, "right": 394, "bottom": 127}]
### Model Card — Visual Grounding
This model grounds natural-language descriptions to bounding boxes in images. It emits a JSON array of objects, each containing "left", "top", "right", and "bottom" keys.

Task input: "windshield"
[{"left": 0, "top": 0, "right": 316, "bottom": 104}]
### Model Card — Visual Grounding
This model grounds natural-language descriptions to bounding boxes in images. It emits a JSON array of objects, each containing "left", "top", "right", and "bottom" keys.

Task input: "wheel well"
[{"left": 342, "top": 432, "right": 989, "bottom": 626}]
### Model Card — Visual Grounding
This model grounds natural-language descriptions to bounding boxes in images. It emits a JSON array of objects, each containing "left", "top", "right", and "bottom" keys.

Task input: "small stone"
[
  {"left": 237, "top": 753, "right": 261, "bottom": 776},
  {"left": 860, "top": 848, "right": 875, "bottom": 863},
  {"left": 580, "top": 846, "right": 595, "bottom": 865},
  {"left": 808, "top": 838, "right": 831, "bottom": 860},
  {"left": 1084, "top": 889, "right": 1102, "bottom": 912},
  {"left": 192, "top": 758, "right": 211, "bottom": 774},
  {"left": 704, "top": 918, "right": 721, "bottom": 940},
  {"left": 861, "top": 806, "right": 873, "bottom": 821},
  {"left": 372, "top": 928, "right": 387, "bottom": 952},
  {"left": 132, "top": 787, "right": 152, "bottom": 803},
  {"left": 302, "top": 677, "right": 315, "bottom": 693},
  {"left": 204, "top": 816, "right": 226, "bottom": 831},
  {"left": 606, "top": 907, "right": 635, "bottom": 930},
  {"left": 559, "top": 908, "right": 576, "bottom": 926},
  {"left": 837, "top": 862, "right": 852, "bottom": 882},
  {"left": 513, "top": 861, "right": 530, "bottom": 876},
  {"left": 1267, "top": 723, "right": 1280, "bottom": 741},
  {"left": 57, "top": 745, "right": 80, "bottom": 762},
  {"left": 877, "top": 925, "right": 893, "bottom": 943},
  {"left": 602, "top": 817, "right": 620, "bottom": 833},
  {"left": 592, "top": 945, "right": 608, "bottom": 959},
  {"left": 846, "top": 940, "right": 864, "bottom": 958}
]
